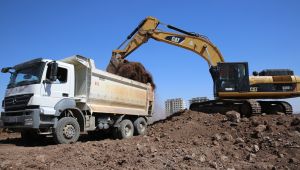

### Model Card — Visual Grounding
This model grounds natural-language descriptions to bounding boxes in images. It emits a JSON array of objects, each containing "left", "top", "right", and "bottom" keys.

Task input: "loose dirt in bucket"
[{"left": 107, "top": 59, "right": 155, "bottom": 89}]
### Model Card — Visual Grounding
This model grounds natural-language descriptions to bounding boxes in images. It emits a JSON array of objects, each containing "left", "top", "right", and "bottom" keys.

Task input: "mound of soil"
[
  {"left": 107, "top": 58, "right": 155, "bottom": 89},
  {"left": 0, "top": 111, "right": 299, "bottom": 169}
]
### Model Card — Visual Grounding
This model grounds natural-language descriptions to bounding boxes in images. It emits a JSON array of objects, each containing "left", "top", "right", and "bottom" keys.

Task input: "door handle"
[{"left": 62, "top": 93, "right": 69, "bottom": 97}]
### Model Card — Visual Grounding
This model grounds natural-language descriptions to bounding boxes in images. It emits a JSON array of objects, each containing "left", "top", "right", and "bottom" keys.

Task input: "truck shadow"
[{"left": 0, "top": 132, "right": 115, "bottom": 147}]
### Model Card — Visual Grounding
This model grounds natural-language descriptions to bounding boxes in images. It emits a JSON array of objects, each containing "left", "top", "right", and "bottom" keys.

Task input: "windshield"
[{"left": 8, "top": 62, "right": 45, "bottom": 88}]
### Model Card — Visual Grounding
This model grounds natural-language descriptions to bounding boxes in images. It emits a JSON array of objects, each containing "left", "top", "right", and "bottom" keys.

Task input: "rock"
[
  {"left": 183, "top": 154, "right": 194, "bottom": 160},
  {"left": 293, "top": 131, "right": 300, "bottom": 137},
  {"left": 0, "top": 160, "right": 12, "bottom": 169},
  {"left": 261, "top": 113, "right": 267, "bottom": 116},
  {"left": 252, "top": 131, "right": 263, "bottom": 139},
  {"left": 160, "top": 133, "right": 167, "bottom": 138},
  {"left": 271, "top": 141, "right": 280, "bottom": 147},
  {"left": 136, "top": 144, "right": 143, "bottom": 151},
  {"left": 221, "top": 155, "right": 229, "bottom": 162},
  {"left": 154, "top": 137, "right": 160, "bottom": 141},
  {"left": 213, "top": 140, "right": 220, "bottom": 146},
  {"left": 276, "top": 112, "right": 285, "bottom": 116},
  {"left": 35, "top": 155, "right": 46, "bottom": 163},
  {"left": 222, "top": 132, "right": 234, "bottom": 141},
  {"left": 263, "top": 136, "right": 271, "bottom": 141},
  {"left": 209, "top": 161, "right": 218, "bottom": 169},
  {"left": 230, "top": 123, "right": 238, "bottom": 127},
  {"left": 276, "top": 118, "right": 286, "bottom": 125},
  {"left": 252, "top": 145, "right": 260, "bottom": 153},
  {"left": 247, "top": 153, "right": 256, "bottom": 162},
  {"left": 199, "top": 155, "right": 206, "bottom": 162},
  {"left": 192, "top": 140, "right": 200, "bottom": 146},
  {"left": 235, "top": 137, "right": 245, "bottom": 144},
  {"left": 227, "top": 168, "right": 235, "bottom": 170},
  {"left": 149, "top": 147, "right": 157, "bottom": 153},
  {"left": 296, "top": 127, "right": 300, "bottom": 133},
  {"left": 250, "top": 117, "right": 260, "bottom": 126},
  {"left": 289, "top": 158, "right": 298, "bottom": 163},
  {"left": 255, "top": 124, "right": 267, "bottom": 133},
  {"left": 245, "top": 146, "right": 252, "bottom": 152},
  {"left": 226, "top": 111, "right": 241, "bottom": 123},
  {"left": 278, "top": 153, "right": 284, "bottom": 158},
  {"left": 266, "top": 124, "right": 275, "bottom": 132},
  {"left": 241, "top": 117, "right": 249, "bottom": 122},
  {"left": 117, "top": 159, "right": 127, "bottom": 166},
  {"left": 291, "top": 117, "right": 300, "bottom": 126},
  {"left": 212, "top": 133, "right": 222, "bottom": 141}
]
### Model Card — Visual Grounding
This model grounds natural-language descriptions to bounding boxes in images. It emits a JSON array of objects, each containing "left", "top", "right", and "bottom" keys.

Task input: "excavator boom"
[{"left": 108, "top": 16, "right": 224, "bottom": 73}]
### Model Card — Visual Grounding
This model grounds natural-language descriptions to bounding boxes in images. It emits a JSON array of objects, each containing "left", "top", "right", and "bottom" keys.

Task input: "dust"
[{"left": 148, "top": 94, "right": 167, "bottom": 124}]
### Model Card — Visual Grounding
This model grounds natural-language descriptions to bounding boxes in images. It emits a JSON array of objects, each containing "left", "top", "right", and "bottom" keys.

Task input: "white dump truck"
[{"left": 0, "top": 55, "right": 154, "bottom": 144}]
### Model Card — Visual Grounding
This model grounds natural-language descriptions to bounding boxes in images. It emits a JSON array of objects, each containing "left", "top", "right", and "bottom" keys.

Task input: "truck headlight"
[{"left": 40, "top": 108, "right": 44, "bottom": 114}]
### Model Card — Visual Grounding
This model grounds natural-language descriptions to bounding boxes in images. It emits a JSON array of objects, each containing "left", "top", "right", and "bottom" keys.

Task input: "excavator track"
[
  {"left": 258, "top": 101, "right": 293, "bottom": 115},
  {"left": 280, "top": 101, "right": 293, "bottom": 115},
  {"left": 247, "top": 100, "right": 261, "bottom": 115},
  {"left": 190, "top": 99, "right": 262, "bottom": 117}
]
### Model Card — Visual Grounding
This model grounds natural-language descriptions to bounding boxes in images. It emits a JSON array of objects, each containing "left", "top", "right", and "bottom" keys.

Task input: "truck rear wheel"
[
  {"left": 133, "top": 117, "right": 147, "bottom": 136},
  {"left": 115, "top": 119, "right": 134, "bottom": 139},
  {"left": 53, "top": 117, "right": 80, "bottom": 144}
]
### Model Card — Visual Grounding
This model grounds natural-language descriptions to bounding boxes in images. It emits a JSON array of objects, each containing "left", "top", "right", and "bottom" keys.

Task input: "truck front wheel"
[
  {"left": 133, "top": 117, "right": 147, "bottom": 136},
  {"left": 115, "top": 119, "right": 134, "bottom": 139},
  {"left": 53, "top": 117, "right": 80, "bottom": 144}
]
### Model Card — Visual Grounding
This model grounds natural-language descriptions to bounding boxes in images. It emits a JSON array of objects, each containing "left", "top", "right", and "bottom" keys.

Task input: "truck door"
[
  {"left": 40, "top": 63, "right": 71, "bottom": 107},
  {"left": 215, "top": 62, "right": 250, "bottom": 93}
]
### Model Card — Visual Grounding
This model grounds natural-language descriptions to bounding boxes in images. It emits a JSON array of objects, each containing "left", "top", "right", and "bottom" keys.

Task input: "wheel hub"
[
  {"left": 124, "top": 125, "right": 132, "bottom": 137},
  {"left": 139, "top": 123, "right": 145, "bottom": 131},
  {"left": 63, "top": 124, "right": 76, "bottom": 139}
]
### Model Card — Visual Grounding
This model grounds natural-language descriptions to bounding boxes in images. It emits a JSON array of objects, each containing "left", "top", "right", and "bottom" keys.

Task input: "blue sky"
[{"left": 0, "top": 0, "right": 299, "bottom": 112}]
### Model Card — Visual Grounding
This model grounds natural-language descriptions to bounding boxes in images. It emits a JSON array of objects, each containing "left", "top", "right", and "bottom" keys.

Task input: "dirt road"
[{"left": 1, "top": 111, "right": 300, "bottom": 169}]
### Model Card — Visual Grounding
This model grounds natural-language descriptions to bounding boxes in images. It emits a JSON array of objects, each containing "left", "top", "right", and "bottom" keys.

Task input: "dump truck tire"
[
  {"left": 53, "top": 117, "right": 80, "bottom": 144},
  {"left": 116, "top": 119, "right": 134, "bottom": 139},
  {"left": 133, "top": 117, "right": 147, "bottom": 136}
]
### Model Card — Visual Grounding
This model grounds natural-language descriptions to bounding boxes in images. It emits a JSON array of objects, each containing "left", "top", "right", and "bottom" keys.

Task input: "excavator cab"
[{"left": 211, "top": 62, "right": 250, "bottom": 96}]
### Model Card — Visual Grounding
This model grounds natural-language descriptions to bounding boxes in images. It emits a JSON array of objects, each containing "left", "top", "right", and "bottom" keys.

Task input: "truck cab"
[{"left": 1, "top": 58, "right": 74, "bottom": 129}]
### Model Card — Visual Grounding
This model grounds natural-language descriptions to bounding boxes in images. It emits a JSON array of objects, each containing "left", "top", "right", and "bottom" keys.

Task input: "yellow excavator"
[{"left": 107, "top": 16, "right": 300, "bottom": 116}]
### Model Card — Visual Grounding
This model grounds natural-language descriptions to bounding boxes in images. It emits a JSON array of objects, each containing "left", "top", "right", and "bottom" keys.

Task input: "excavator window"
[{"left": 215, "top": 62, "right": 250, "bottom": 93}]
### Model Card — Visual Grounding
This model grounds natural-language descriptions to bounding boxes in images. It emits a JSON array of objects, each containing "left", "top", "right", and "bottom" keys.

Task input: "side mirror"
[{"left": 49, "top": 61, "right": 58, "bottom": 81}]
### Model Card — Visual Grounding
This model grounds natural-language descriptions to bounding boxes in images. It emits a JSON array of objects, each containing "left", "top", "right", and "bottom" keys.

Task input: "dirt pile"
[
  {"left": 0, "top": 111, "right": 299, "bottom": 169},
  {"left": 107, "top": 58, "right": 155, "bottom": 89}
]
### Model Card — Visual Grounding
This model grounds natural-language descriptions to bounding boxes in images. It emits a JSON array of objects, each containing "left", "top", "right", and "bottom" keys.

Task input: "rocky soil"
[{"left": 0, "top": 111, "right": 300, "bottom": 170}]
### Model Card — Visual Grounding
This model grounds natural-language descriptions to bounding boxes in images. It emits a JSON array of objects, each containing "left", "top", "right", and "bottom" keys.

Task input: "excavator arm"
[{"left": 107, "top": 16, "right": 224, "bottom": 73}]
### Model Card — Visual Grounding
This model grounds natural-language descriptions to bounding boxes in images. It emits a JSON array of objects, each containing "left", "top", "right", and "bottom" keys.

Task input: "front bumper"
[{"left": 0, "top": 109, "right": 40, "bottom": 129}]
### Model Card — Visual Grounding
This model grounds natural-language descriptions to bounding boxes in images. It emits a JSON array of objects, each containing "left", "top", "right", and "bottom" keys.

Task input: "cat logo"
[
  {"left": 165, "top": 36, "right": 185, "bottom": 44},
  {"left": 250, "top": 87, "right": 258, "bottom": 92}
]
